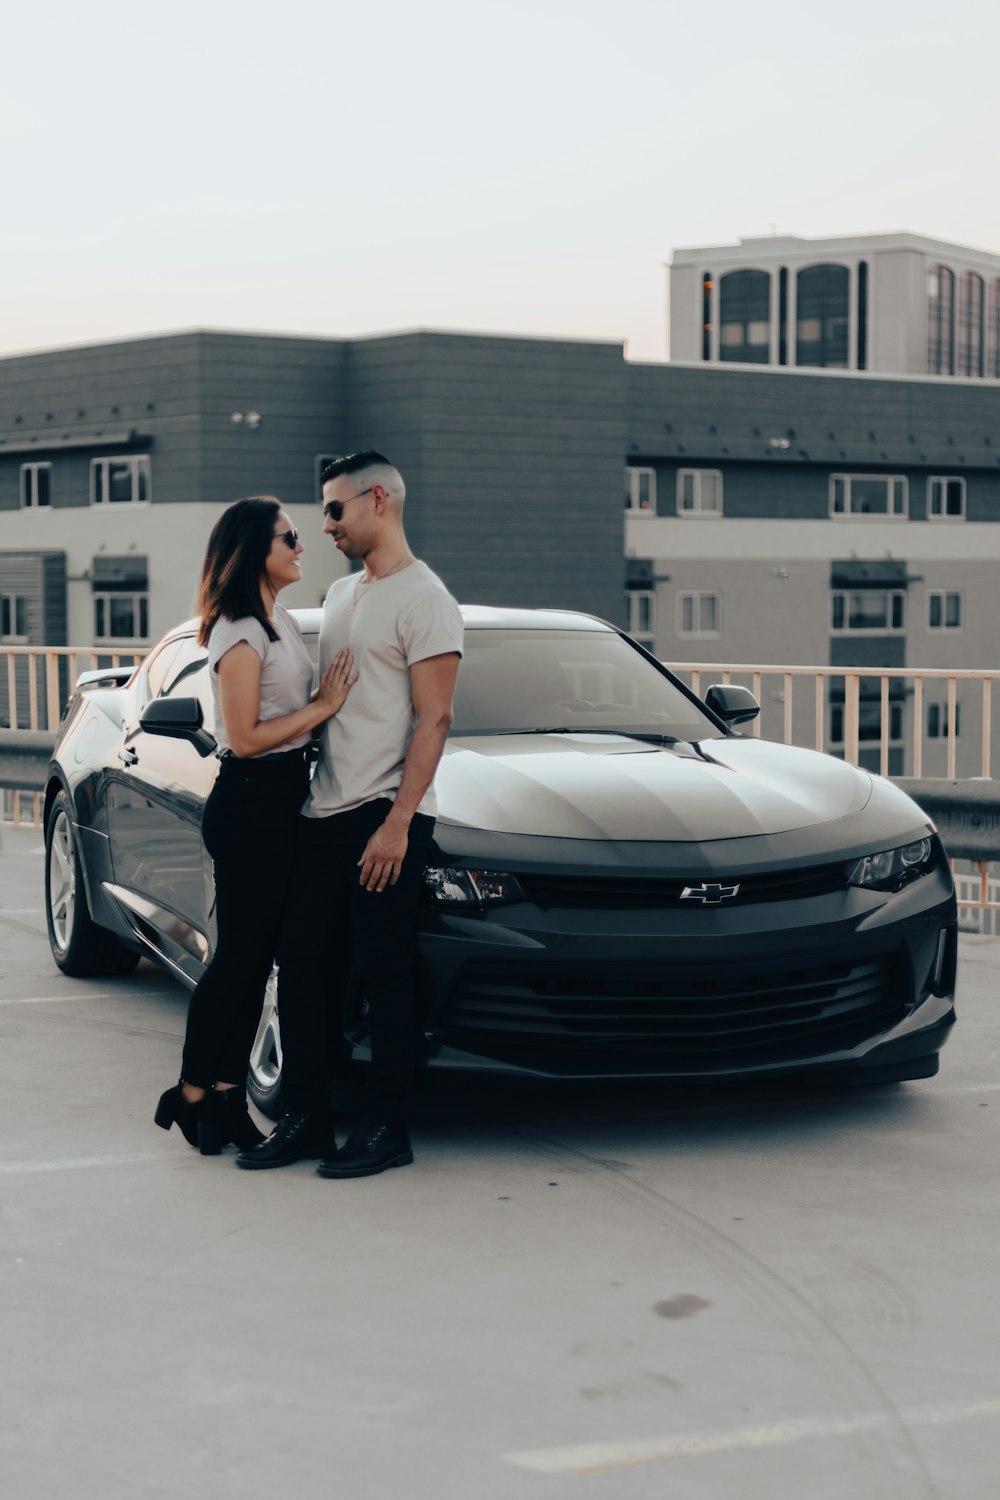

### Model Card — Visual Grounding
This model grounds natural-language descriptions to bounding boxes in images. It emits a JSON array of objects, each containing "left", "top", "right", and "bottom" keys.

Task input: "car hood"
[{"left": 437, "top": 733, "right": 873, "bottom": 842}]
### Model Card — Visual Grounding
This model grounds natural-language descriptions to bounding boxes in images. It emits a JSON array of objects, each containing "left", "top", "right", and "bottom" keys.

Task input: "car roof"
[
  {"left": 292, "top": 603, "right": 615, "bottom": 634},
  {"left": 160, "top": 604, "right": 615, "bottom": 644}
]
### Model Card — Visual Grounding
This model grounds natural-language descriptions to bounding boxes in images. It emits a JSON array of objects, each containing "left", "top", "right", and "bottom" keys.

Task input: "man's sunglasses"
[
  {"left": 274, "top": 528, "right": 300, "bottom": 549},
  {"left": 322, "top": 485, "right": 376, "bottom": 522}
]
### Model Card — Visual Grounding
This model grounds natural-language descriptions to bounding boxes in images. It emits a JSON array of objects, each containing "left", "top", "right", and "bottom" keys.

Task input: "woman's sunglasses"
[{"left": 274, "top": 528, "right": 300, "bottom": 549}]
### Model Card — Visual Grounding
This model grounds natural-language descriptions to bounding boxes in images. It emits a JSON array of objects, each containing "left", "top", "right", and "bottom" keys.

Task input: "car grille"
[
  {"left": 517, "top": 862, "right": 852, "bottom": 909},
  {"left": 437, "top": 954, "right": 907, "bottom": 1066}
]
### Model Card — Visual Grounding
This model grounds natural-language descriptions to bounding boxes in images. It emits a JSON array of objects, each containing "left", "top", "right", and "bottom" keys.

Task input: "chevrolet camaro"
[{"left": 43, "top": 606, "right": 957, "bottom": 1114}]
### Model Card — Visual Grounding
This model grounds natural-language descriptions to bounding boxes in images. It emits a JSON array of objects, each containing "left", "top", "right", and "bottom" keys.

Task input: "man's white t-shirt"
[{"left": 305, "top": 560, "right": 464, "bottom": 819}]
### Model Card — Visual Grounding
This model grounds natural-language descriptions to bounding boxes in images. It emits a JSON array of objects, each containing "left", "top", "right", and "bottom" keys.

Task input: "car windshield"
[{"left": 451, "top": 628, "right": 723, "bottom": 739}]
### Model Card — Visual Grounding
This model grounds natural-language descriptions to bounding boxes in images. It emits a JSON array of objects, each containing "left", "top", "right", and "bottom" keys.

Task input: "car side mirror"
[
  {"left": 705, "top": 684, "right": 760, "bottom": 726},
  {"left": 139, "top": 696, "right": 218, "bottom": 757}
]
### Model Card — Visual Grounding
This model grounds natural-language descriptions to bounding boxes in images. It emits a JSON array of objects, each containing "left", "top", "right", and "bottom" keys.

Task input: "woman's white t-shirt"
[{"left": 207, "top": 604, "right": 314, "bottom": 757}]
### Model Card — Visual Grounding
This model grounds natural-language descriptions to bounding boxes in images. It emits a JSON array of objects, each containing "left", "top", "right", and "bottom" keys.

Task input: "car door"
[{"left": 106, "top": 636, "right": 219, "bottom": 979}]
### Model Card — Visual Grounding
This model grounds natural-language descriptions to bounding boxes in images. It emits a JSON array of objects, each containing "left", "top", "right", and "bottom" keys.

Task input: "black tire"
[{"left": 45, "top": 791, "right": 140, "bottom": 978}]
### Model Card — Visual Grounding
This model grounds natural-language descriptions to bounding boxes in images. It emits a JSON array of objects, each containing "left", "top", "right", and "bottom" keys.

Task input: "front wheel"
[
  {"left": 45, "top": 791, "right": 139, "bottom": 977},
  {"left": 247, "top": 965, "right": 284, "bottom": 1118},
  {"left": 246, "top": 966, "right": 356, "bottom": 1119}
]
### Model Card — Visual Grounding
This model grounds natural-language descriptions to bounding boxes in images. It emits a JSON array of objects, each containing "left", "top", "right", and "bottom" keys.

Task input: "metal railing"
[
  {"left": 1, "top": 645, "right": 147, "bottom": 827},
  {"left": 672, "top": 662, "right": 998, "bottom": 780},
  {"left": 3, "top": 646, "right": 1000, "bottom": 927},
  {"left": 955, "top": 870, "right": 1000, "bottom": 934},
  {"left": 2, "top": 645, "right": 148, "bottom": 733}
]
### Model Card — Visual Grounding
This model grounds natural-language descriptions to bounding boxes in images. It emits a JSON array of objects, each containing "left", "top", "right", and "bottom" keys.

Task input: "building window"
[
  {"left": 677, "top": 591, "right": 721, "bottom": 637},
  {"left": 928, "top": 265, "right": 955, "bottom": 375},
  {"left": 1, "top": 595, "right": 29, "bottom": 641},
  {"left": 795, "top": 263, "right": 849, "bottom": 368},
  {"left": 928, "top": 702, "right": 961, "bottom": 739},
  {"left": 988, "top": 279, "right": 1000, "bottom": 379},
  {"left": 20, "top": 462, "right": 51, "bottom": 508},
  {"left": 628, "top": 591, "right": 655, "bottom": 644},
  {"left": 830, "top": 591, "right": 906, "bottom": 634},
  {"left": 90, "top": 455, "right": 151, "bottom": 506},
  {"left": 718, "top": 270, "right": 770, "bottom": 364},
  {"left": 927, "top": 591, "right": 963, "bottom": 630},
  {"left": 778, "top": 267, "right": 788, "bottom": 365},
  {"left": 857, "top": 261, "right": 868, "bottom": 371},
  {"left": 957, "top": 271, "right": 985, "bottom": 377},
  {"left": 702, "top": 273, "right": 713, "bottom": 361},
  {"left": 927, "top": 477, "right": 966, "bottom": 520},
  {"left": 830, "top": 474, "right": 907, "bottom": 518},
  {"left": 677, "top": 469, "right": 723, "bottom": 516},
  {"left": 625, "top": 467, "right": 657, "bottom": 514},
  {"left": 94, "top": 593, "right": 149, "bottom": 642}
]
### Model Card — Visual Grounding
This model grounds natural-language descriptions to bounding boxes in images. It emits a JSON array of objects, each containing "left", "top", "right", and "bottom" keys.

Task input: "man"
[{"left": 236, "top": 451, "right": 463, "bottom": 1177}]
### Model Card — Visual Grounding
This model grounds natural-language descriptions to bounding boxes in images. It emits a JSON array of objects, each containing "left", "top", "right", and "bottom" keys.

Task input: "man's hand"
[
  {"left": 356, "top": 653, "right": 459, "bottom": 893},
  {"left": 358, "top": 813, "right": 410, "bottom": 893}
]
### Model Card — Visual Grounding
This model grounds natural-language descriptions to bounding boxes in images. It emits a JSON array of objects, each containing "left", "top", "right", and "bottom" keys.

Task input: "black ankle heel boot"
[
  {"left": 154, "top": 1083, "right": 201, "bottom": 1147},
  {"left": 197, "top": 1089, "right": 265, "bottom": 1156}
]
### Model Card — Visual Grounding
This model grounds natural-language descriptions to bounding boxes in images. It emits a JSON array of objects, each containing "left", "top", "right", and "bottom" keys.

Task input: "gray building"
[
  {"left": 0, "top": 329, "right": 625, "bottom": 653},
  {"left": 3, "top": 322, "right": 1000, "bottom": 774},
  {"left": 624, "top": 360, "right": 1000, "bottom": 771}
]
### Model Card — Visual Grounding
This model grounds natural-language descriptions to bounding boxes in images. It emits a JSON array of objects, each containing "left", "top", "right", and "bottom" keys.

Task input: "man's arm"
[{"left": 357, "top": 652, "right": 461, "bottom": 893}]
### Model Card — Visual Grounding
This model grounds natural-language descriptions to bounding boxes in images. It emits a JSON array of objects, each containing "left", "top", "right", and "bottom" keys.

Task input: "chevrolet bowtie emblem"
[{"left": 680, "top": 882, "right": 741, "bottom": 904}]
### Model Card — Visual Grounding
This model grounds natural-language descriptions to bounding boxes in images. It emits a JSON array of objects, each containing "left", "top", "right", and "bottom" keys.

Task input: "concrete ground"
[{"left": 1, "top": 821, "right": 999, "bottom": 1500}]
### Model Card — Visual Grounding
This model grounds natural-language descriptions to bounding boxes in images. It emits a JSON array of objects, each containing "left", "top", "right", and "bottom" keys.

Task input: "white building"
[{"left": 668, "top": 231, "right": 1000, "bottom": 379}]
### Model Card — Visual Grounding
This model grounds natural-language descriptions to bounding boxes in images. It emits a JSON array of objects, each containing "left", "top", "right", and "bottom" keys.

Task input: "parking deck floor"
[{"left": 1, "top": 823, "right": 998, "bottom": 1499}]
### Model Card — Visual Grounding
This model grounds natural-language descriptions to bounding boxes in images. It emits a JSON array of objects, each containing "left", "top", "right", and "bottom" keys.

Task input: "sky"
[{"left": 3, "top": 0, "right": 1000, "bottom": 363}]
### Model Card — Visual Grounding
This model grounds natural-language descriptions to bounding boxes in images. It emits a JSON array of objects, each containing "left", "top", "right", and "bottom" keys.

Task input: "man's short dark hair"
[{"left": 319, "top": 450, "right": 392, "bottom": 487}]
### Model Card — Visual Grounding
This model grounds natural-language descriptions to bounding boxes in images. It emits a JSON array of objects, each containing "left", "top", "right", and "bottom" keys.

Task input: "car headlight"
[
  {"left": 423, "top": 867, "right": 525, "bottom": 908},
  {"left": 849, "top": 837, "right": 936, "bottom": 891}
]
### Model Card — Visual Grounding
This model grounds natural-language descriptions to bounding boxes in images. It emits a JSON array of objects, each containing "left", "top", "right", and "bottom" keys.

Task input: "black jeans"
[
  {"left": 276, "top": 798, "right": 435, "bottom": 1125},
  {"left": 181, "top": 748, "right": 310, "bottom": 1089}
]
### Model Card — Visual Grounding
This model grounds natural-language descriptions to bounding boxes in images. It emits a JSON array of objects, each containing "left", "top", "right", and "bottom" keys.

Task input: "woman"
[{"left": 154, "top": 496, "right": 355, "bottom": 1154}]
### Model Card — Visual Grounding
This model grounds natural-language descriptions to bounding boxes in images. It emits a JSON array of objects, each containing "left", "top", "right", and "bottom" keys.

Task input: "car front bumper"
[{"left": 408, "top": 869, "right": 957, "bottom": 1081}]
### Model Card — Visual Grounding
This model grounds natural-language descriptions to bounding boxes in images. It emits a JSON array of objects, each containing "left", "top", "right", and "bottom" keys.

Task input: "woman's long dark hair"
[{"left": 196, "top": 496, "right": 283, "bottom": 647}]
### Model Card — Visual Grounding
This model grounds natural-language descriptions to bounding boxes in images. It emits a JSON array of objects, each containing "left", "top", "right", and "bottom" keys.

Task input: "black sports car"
[{"left": 43, "top": 606, "right": 957, "bottom": 1113}]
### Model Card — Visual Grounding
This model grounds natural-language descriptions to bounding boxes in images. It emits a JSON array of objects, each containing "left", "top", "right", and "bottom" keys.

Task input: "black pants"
[
  {"left": 276, "top": 798, "right": 435, "bottom": 1125},
  {"left": 181, "top": 749, "right": 310, "bottom": 1089}
]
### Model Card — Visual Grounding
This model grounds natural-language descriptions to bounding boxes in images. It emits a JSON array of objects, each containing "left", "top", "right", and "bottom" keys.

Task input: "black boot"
[
  {"left": 317, "top": 1120, "right": 413, "bottom": 1178},
  {"left": 154, "top": 1083, "right": 201, "bottom": 1148},
  {"left": 235, "top": 1111, "right": 332, "bottom": 1170},
  {"left": 197, "top": 1089, "right": 266, "bottom": 1156}
]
